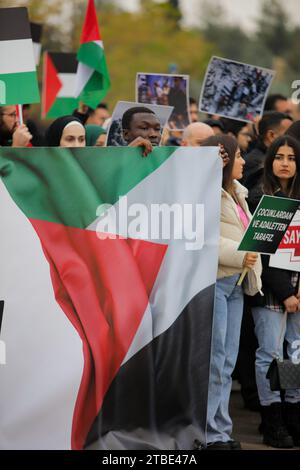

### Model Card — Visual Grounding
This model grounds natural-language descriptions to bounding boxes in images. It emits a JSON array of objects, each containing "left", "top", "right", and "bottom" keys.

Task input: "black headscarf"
[{"left": 45, "top": 115, "right": 84, "bottom": 147}]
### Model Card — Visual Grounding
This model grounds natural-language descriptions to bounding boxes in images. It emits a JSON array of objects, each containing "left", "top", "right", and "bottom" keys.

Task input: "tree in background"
[{"left": 256, "top": 0, "right": 291, "bottom": 57}]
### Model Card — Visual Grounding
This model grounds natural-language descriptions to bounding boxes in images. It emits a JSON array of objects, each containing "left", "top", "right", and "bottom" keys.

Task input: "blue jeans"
[
  {"left": 252, "top": 306, "right": 300, "bottom": 406},
  {"left": 206, "top": 275, "right": 244, "bottom": 443}
]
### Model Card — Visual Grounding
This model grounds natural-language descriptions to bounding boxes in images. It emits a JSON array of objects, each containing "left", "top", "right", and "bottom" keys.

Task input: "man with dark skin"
[{"left": 122, "top": 106, "right": 161, "bottom": 157}]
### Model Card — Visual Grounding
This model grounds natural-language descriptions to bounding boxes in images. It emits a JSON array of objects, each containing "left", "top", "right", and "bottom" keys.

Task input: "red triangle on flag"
[
  {"left": 42, "top": 52, "right": 62, "bottom": 117},
  {"left": 80, "top": 0, "right": 102, "bottom": 44},
  {"left": 29, "top": 219, "right": 167, "bottom": 449}
]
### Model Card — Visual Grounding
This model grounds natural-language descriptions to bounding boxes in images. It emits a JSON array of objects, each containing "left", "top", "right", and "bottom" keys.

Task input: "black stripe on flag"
[
  {"left": 85, "top": 284, "right": 215, "bottom": 450},
  {"left": 0, "top": 7, "right": 31, "bottom": 41},
  {"left": 30, "top": 22, "right": 43, "bottom": 43},
  {"left": 0, "top": 301, "right": 4, "bottom": 334},
  {"left": 49, "top": 52, "right": 78, "bottom": 74}
]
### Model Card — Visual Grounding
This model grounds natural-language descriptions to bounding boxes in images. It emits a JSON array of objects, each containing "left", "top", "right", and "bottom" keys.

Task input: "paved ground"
[{"left": 230, "top": 388, "right": 294, "bottom": 451}]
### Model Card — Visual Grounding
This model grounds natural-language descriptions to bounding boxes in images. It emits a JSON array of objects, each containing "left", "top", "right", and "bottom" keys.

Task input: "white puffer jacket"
[{"left": 218, "top": 180, "right": 262, "bottom": 296}]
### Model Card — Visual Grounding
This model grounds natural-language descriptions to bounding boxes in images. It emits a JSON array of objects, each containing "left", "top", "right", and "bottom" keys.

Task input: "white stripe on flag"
[
  {"left": 74, "top": 40, "right": 103, "bottom": 97},
  {"left": 0, "top": 180, "right": 83, "bottom": 450},
  {"left": 57, "top": 73, "right": 76, "bottom": 98},
  {"left": 87, "top": 147, "right": 222, "bottom": 364},
  {"left": 74, "top": 62, "right": 93, "bottom": 97},
  {"left": 33, "top": 42, "right": 41, "bottom": 66},
  {"left": 0, "top": 39, "right": 36, "bottom": 74}
]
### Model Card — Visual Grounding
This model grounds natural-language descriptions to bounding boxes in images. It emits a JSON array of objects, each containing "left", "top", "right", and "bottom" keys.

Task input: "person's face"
[
  {"left": 123, "top": 112, "right": 161, "bottom": 145},
  {"left": 189, "top": 104, "right": 199, "bottom": 123},
  {"left": 275, "top": 99, "right": 292, "bottom": 114},
  {"left": 188, "top": 129, "right": 213, "bottom": 146},
  {"left": 0, "top": 106, "right": 18, "bottom": 133},
  {"left": 212, "top": 126, "right": 223, "bottom": 135},
  {"left": 231, "top": 147, "right": 245, "bottom": 180},
  {"left": 237, "top": 125, "right": 252, "bottom": 152},
  {"left": 60, "top": 124, "right": 86, "bottom": 147},
  {"left": 267, "top": 119, "right": 293, "bottom": 145},
  {"left": 272, "top": 145, "right": 297, "bottom": 183},
  {"left": 88, "top": 108, "right": 109, "bottom": 127},
  {"left": 95, "top": 133, "right": 106, "bottom": 147}
]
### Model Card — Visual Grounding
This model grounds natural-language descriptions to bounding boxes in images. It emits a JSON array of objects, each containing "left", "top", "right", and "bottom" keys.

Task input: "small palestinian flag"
[
  {"left": 42, "top": 52, "right": 79, "bottom": 119},
  {"left": 75, "top": 0, "right": 111, "bottom": 108},
  {"left": 30, "top": 22, "right": 43, "bottom": 66},
  {"left": 0, "top": 146, "right": 221, "bottom": 450},
  {"left": 0, "top": 7, "right": 39, "bottom": 105}
]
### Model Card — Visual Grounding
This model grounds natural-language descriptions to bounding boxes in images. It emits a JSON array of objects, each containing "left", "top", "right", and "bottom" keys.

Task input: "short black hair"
[
  {"left": 258, "top": 111, "right": 292, "bottom": 138},
  {"left": 122, "top": 106, "right": 155, "bottom": 130},
  {"left": 97, "top": 103, "right": 108, "bottom": 110},
  {"left": 264, "top": 94, "right": 287, "bottom": 111},
  {"left": 203, "top": 118, "right": 225, "bottom": 132},
  {"left": 219, "top": 117, "right": 245, "bottom": 136},
  {"left": 86, "top": 103, "right": 108, "bottom": 117},
  {"left": 189, "top": 97, "right": 197, "bottom": 106}
]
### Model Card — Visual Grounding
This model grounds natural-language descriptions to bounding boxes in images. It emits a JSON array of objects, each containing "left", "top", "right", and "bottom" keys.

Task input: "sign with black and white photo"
[{"left": 199, "top": 56, "right": 275, "bottom": 122}]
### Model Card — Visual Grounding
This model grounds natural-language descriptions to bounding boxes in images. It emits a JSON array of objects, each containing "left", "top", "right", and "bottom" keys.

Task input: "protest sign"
[
  {"left": 199, "top": 56, "right": 275, "bottom": 122},
  {"left": 136, "top": 73, "right": 190, "bottom": 130},
  {"left": 238, "top": 195, "right": 300, "bottom": 255},
  {"left": 269, "top": 209, "right": 300, "bottom": 272},
  {"left": 106, "top": 101, "right": 173, "bottom": 146}
]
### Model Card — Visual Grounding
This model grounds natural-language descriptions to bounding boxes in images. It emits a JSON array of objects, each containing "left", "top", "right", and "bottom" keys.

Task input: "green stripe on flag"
[
  {"left": 77, "top": 41, "right": 107, "bottom": 76},
  {"left": 0, "top": 147, "right": 176, "bottom": 228},
  {"left": 77, "top": 41, "right": 110, "bottom": 108},
  {"left": 46, "top": 97, "right": 80, "bottom": 119},
  {"left": 0, "top": 71, "right": 39, "bottom": 105},
  {"left": 79, "top": 68, "right": 109, "bottom": 107}
]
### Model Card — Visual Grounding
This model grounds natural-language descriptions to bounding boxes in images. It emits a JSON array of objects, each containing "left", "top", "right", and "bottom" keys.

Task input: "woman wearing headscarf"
[
  {"left": 85, "top": 124, "right": 107, "bottom": 147},
  {"left": 45, "top": 116, "right": 86, "bottom": 147}
]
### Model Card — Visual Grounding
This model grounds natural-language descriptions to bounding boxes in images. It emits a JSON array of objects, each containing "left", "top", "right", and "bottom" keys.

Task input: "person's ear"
[
  {"left": 266, "top": 129, "right": 275, "bottom": 144},
  {"left": 123, "top": 129, "right": 129, "bottom": 142}
]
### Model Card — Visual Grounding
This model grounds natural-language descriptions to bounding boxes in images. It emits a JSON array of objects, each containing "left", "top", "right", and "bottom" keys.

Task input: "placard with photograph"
[
  {"left": 136, "top": 73, "right": 190, "bottom": 130},
  {"left": 106, "top": 101, "right": 173, "bottom": 147},
  {"left": 199, "top": 56, "right": 275, "bottom": 122}
]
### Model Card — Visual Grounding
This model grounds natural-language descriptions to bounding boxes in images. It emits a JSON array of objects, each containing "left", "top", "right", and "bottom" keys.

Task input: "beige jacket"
[{"left": 218, "top": 180, "right": 262, "bottom": 296}]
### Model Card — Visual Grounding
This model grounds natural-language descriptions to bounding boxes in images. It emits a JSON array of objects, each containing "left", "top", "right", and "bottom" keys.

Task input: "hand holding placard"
[{"left": 237, "top": 195, "right": 300, "bottom": 286}]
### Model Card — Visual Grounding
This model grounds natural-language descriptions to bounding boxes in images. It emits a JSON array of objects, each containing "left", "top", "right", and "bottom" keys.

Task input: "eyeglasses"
[{"left": 1, "top": 112, "right": 17, "bottom": 118}]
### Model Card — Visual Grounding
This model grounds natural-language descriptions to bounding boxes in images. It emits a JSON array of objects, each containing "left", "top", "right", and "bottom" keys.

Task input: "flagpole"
[
  {"left": 16, "top": 104, "right": 23, "bottom": 125},
  {"left": 237, "top": 267, "right": 248, "bottom": 286}
]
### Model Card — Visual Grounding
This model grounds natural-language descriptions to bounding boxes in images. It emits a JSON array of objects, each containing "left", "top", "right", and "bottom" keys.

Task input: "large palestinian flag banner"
[
  {"left": 0, "top": 146, "right": 221, "bottom": 450},
  {"left": 42, "top": 52, "right": 79, "bottom": 118},
  {"left": 0, "top": 7, "right": 39, "bottom": 105}
]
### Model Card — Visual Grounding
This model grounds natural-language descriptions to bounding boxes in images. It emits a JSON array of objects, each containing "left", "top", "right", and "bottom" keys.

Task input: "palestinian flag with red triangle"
[
  {"left": 75, "top": 0, "right": 111, "bottom": 108},
  {"left": 0, "top": 146, "right": 221, "bottom": 450},
  {"left": 42, "top": 51, "right": 79, "bottom": 118}
]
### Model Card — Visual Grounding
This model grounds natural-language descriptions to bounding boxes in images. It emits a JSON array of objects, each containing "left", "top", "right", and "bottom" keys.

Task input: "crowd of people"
[{"left": 0, "top": 91, "right": 300, "bottom": 450}]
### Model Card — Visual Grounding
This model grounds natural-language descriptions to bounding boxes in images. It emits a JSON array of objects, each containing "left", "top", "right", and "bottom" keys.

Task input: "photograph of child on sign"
[
  {"left": 199, "top": 56, "right": 275, "bottom": 122},
  {"left": 136, "top": 73, "right": 190, "bottom": 130},
  {"left": 106, "top": 101, "right": 173, "bottom": 147}
]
